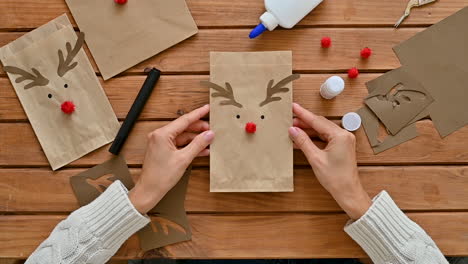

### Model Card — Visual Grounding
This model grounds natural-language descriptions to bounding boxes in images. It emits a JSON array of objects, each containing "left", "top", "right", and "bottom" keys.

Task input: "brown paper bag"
[
  {"left": 65, "top": 0, "right": 198, "bottom": 80},
  {"left": 0, "top": 15, "right": 120, "bottom": 170},
  {"left": 203, "top": 51, "right": 296, "bottom": 192}
]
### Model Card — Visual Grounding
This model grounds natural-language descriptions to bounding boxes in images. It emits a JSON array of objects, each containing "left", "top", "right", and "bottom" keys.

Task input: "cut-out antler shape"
[
  {"left": 260, "top": 74, "right": 300, "bottom": 107},
  {"left": 57, "top": 32, "right": 85, "bottom": 77},
  {"left": 200, "top": 80, "right": 243, "bottom": 108},
  {"left": 3, "top": 66, "right": 49, "bottom": 89}
]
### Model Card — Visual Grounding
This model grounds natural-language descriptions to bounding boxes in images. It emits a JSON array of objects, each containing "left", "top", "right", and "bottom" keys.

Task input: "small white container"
[
  {"left": 342, "top": 112, "right": 362, "bottom": 132},
  {"left": 250, "top": 0, "right": 324, "bottom": 38},
  {"left": 320, "top": 76, "right": 345, "bottom": 99}
]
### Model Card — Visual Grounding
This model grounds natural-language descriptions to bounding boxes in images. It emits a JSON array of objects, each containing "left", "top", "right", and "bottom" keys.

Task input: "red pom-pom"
[
  {"left": 321, "top": 37, "right": 332, "bottom": 48},
  {"left": 114, "top": 0, "right": 127, "bottom": 4},
  {"left": 245, "top": 122, "right": 257, "bottom": 134},
  {"left": 360, "top": 47, "right": 372, "bottom": 59},
  {"left": 61, "top": 101, "right": 75, "bottom": 114},
  {"left": 348, "top": 67, "right": 359, "bottom": 79}
]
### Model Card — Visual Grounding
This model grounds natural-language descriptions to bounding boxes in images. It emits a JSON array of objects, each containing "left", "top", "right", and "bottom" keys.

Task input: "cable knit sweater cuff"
[
  {"left": 344, "top": 191, "right": 426, "bottom": 263},
  {"left": 80, "top": 180, "right": 150, "bottom": 250}
]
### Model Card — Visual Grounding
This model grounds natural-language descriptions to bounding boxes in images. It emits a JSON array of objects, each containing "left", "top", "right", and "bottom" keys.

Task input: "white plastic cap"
[
  {"left": 320, "top": 76, "right": 345, "bottom": 99},
  {"left": 342, "top": 112, "right": 362, "bottom": 132},
  {"left": 260, "top": 12, "right": 279, "bottom": 31}
]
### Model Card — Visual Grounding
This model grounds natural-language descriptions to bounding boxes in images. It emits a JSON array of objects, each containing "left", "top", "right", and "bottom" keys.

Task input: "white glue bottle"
[{"left": 249, "top": 0, "right": 324, "bottom": 39}]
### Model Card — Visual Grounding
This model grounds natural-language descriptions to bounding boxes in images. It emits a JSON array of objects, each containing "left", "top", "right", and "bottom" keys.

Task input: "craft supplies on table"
[
  {"left": 395, "top": 0, "right": 437, "bottom": 28},
  {"left": 249, "top": 0, "right": 323, "bottom": 38}
]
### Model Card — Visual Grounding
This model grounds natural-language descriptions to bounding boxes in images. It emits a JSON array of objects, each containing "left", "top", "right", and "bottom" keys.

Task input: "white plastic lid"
[
  {"left": 325, "top": 76, "right": 345, "bottom": 95},
  {"left": 342, "top": 112, "right": 361, "bottom": 132},
  {"left": 260, "top": 12, "right": 279, "bottom": 31}
]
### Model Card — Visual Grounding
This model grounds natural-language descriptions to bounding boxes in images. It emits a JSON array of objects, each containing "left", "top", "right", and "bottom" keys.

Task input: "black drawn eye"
[
  {"left": 48, "top": 93, "right": 52, "bottom": 99},
  {"left": 261, "top": 115, "right": 265, "bottom": 119},
  {"left": 64, "top": 84, "right": 68, "bottom": 88},
  {"left": 236, "top": 115, "right": 240, "bottom": 119}
]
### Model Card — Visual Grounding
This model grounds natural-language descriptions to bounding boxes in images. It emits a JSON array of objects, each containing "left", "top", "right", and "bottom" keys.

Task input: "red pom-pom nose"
[
  {"left": 348, "top": 67, "right": 359, "bottom": 79},
  {"left": 360, "top": 47, "right": 372, "bottom": 59},
  {"left": 61, "top": 101, "right": 75, "bottom": 114},
  {"left": 245, "top": 122, "right": 257, "bottom": 134},
  {"left": 114, "top": 0, "right": 127, "bottom": 4},
  {"left": 321, "top": 37, "right": 332, "bottom": 48}
]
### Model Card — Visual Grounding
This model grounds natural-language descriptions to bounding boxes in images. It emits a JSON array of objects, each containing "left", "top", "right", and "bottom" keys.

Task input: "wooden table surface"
[{"left": 1, "top": 0, "right": 468, "bottom": 261}]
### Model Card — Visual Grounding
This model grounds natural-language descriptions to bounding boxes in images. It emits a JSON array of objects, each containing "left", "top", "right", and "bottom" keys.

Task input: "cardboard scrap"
[
  {"left": 206, "top": 51, "right": 295, "bottom": 192},
  {"left": 392, "top": 6, "right": 468, "bottom": 138},
  {"left": 0, "top": 14, "right": 119, "bottom": 170},
  {"left": 365, "top": 67, "right": 433, "bottom": 136},
  {"left": 70, "top": 155, "right": 192, "bottom": 251},
  {"left": 65, "top": 0, "right": 198, "bottom": 80}
]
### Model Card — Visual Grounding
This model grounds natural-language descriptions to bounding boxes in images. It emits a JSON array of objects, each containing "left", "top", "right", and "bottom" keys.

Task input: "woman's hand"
[
  {"left": 129, "top": 105, "right": 214, "bottom": 214},
  {"left": 288, "top": 103, "right": 372, "bottom": 220}
]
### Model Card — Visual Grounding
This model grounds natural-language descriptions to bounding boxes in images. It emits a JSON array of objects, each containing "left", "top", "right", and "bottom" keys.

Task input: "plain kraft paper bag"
[
  {"left": 205, "top": 51, "right": 296, "bottom": 192},
  {"left": 0, "top": 15, "right": 120, "bottom": 170},
  {"left": 65, "top": 0, "right": 198, "bottom": 80}
]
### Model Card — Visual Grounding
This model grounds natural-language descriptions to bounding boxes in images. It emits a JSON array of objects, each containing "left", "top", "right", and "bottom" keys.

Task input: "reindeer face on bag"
[
  {"left": 0, "top": 16, "right": 120, "bottom": 170},
  {"left": 4, "top": 32, "right": 85, "bottom": 115}
]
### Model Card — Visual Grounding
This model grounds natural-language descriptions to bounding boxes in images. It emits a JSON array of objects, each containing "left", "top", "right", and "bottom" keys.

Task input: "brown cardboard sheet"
[{"left": 70, "top": 155, "right": 191, "bottom": 251}]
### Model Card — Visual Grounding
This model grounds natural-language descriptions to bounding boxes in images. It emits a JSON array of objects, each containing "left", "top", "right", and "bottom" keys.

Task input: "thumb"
[
  {"left": 288, "top": 127, "right": 322, "bottom": 164},
  {"left": 182, "top": 130, "right": 214, "bottom": 159}
]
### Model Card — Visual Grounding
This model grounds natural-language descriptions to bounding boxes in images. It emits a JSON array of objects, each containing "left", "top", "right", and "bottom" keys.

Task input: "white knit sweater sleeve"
[
  {"left": 344, "top": 191, "right": 448, "bottom": 264},
  {"left": 25, "top": 180, "right": 150, "bottom": 264}
]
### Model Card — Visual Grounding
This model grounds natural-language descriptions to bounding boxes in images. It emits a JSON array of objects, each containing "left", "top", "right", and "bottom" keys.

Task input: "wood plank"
[
  {"left": 0, "top": 74, "right": 374, "bottom": 121},
  {"left": 1, "top": 120, "right": 468, "bottom": 167},
  {"left": 0, "top": 28, "right": 419, "bottom": 75},
  {"left": 0, "top": 0, "right": 465, "bottom": 29},
  {"left": 1, "top": 166, "right": 468, "bottom": 213},
  {"left": 0, "top": 213, "right": 467, "bottom": 259}
]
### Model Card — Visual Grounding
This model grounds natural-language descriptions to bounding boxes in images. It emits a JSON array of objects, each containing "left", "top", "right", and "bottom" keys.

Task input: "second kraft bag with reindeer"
[
  {"left": 202, "top": 51, "right": 299, "bottom": 192},
  {"left": 0, "top": 14, "right": 120, "bottom": 170}
]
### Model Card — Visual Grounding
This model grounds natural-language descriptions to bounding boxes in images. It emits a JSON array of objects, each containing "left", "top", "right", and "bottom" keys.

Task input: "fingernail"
[
  {"left": 204, "top": 130, "right": 214, "bottom": 141},
  {"left": 293, "top": 103, "right": 300, "bottom": 108},
  {"left": 288, "top": 127, "right": 299, "bottom": 137}
]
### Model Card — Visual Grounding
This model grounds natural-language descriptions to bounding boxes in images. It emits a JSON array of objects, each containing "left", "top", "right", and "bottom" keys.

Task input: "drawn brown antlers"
[
  {"left": 201, "top": 80, "right": 243, "bottom": 108},
  {"left": 259, "top": 74, "right": 300, "bottom": 107},
  {"left": 3, "top": 66, "right": 49, "bottom": 90},
  {"left": 57, "top": 32, "right": 85, "bottom": 77}
]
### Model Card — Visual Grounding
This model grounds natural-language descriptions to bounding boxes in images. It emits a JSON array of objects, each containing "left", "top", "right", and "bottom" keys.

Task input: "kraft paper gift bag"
[
  {"left": 65, "top": 0, "right": 198, "bottom": 80},
  {"left": 202, "top": 51, "right": 298, "bottom": 192},
  {"left": 0, "top": 15, "right": 120, "bottom": 170}
]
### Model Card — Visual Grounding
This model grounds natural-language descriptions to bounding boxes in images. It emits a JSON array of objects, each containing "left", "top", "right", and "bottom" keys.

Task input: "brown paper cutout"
[
  {"left": 357, "top": 107, "right": 418, "bottom": 154},
  {"left": 260, "top": 74, "right": 300, "bottom": 107},
  {"left": 70, "top": 155, "right": 192, "bottom": 251},
  {"left": 392, "top": 7, "right": 468, "bottom": 137},
  {"left": 209, "top": 51, "right": 295, "bottom": 192},
  {"left": 65, "top": 0, "right": 198, "bottom": 80},
  {"left": 365, "top": 67, "right": 433, "bottom": 136},
  {"left": 57, "top": 32, "right": 84, "bottom": 77},
  {"left": 201, "top": 81, "right": 243, "bottom": 108},
  {"left": 0, "top": 14, "right": 120, "bottom": 170},
  {"left": 3, "top": 66, "right": 49, "bottom": 89}
]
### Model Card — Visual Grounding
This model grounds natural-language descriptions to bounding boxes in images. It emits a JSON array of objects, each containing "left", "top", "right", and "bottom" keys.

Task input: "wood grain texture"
[
  {"left": 0, "top": 0, "right": 465, "bottom": 29},
  {"left": 1, "top": 213, "right": 467, "bottom": 259},
  {"left": 1, "top": 28, "right": 418, "bottom": 75},
  {"left": 1, "top": 166, "right": 468, "bottom": 213},
  {"left": 0, "top": 74, "right": 374, "bottom": 121},
  {"left": 1, "top": 120, "right": 468, "bottom": 167}
]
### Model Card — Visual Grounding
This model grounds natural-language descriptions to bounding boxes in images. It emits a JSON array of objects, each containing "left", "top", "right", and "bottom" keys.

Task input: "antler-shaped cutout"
[
  {"left": 260, "top": 74, "right": 300, "bottom": 107},
  {"left": 3, "top": 66, "right": 49, "bottom": 89},
  {"left": 200, "top": 81, "right": 243, "bottom": 108},
  {"left": 57, "top": 32, "right": 85, "bottom": 77}
]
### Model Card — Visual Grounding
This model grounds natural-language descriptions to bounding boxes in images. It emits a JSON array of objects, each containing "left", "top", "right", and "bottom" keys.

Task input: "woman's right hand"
[{"left": 288, "top": 103, "right": 372, "bottom": 220}]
